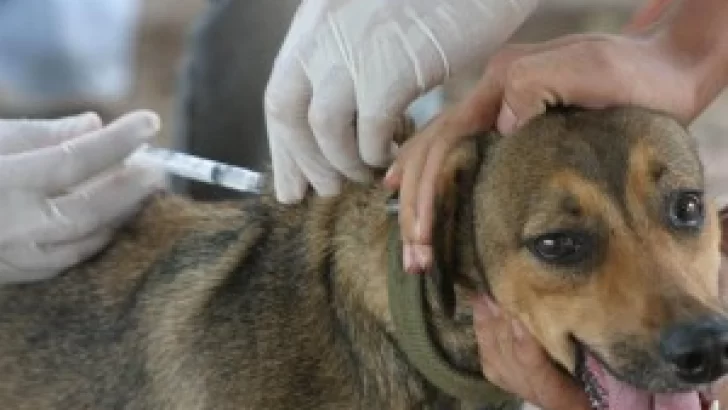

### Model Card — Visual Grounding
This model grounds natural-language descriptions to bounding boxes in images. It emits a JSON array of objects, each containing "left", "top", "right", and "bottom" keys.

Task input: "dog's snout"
[{"left": 660, "top": 317, "right": 728, "bottom": 384}]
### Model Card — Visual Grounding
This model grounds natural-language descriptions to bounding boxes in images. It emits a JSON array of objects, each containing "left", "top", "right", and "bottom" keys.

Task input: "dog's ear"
[{"left": 431, "top": 135, "right": 485, "bottom": 317}]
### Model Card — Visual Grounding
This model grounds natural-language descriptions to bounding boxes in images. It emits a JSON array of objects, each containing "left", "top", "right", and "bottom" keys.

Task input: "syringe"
[
  {"left": 127, "top": 144, "right": 402, "bottom": 214},
  {"left": 127, "top": 144, "right": 266, "bottom": 194}
]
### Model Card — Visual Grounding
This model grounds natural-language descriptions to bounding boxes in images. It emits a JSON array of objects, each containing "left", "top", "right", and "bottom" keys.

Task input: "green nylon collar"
[{"left": 386, "top": 220, "right": 521, "bottom": 408}]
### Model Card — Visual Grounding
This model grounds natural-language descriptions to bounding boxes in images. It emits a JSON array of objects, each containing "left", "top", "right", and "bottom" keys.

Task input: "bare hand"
[{"left": 473, "top": 294, "right": 591, "bottom": 410}]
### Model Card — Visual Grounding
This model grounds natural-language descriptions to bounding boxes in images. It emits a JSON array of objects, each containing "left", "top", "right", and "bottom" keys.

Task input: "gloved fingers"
[
  {"left": 265, "top": 62, "right": 342, "bottom": 200},
  {"left": 0, "top": 112, "right": 103, "bottom": 155},
  {"left": 356, "top": 85, "right": 419, "bottom": 168},
  {"left": 285, "top": 132, "right": 342, "bottom": 198},
  {"left": 270, "top": 135, "right": 308, "bottom": 204},
  {"left": 357, "top": 112, "right": 409, "bottom": 169},
  {"left": 355, "top": 48, "right": 423, "bottom": 169},
  {"left": 350, "top": 0, "right": 456, "bottom": 169},
  {"left": 0, "top": 230, "right": 112, "bottom": 283},
  {"left": 308, "top": 70, "right": 371, "bottom": 183},
  {"left": 0, "top": 110, "right": 160, "bottom": 193},
  {"left": 30, "top": 164, "right": 165, "bottom": 244},
  {"left": 274, "top": 0, "right": 329, "bottom": 60},
  {"left": 265, "top": 60, "right": 315, "bottom": 203}
]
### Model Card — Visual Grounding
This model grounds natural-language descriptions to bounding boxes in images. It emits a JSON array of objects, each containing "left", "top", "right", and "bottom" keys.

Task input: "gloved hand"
[
  {"left": 0, "top": 110, "right": 164, "bottom": 284},
  {"left": 264, "top": 0, "right": 539, "bottom": 203}
]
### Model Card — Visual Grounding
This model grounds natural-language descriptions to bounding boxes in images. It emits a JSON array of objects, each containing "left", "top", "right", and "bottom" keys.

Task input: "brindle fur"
[{"left": 0, "top": 107, "right": 724, "bottom": 409}]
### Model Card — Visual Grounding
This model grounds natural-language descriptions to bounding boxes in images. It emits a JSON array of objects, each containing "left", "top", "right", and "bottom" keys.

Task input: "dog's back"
[
  {"left": 0, "top": 194, "right": 350, "bottom": 409},
  {"left": 0, "top": 177, "right": 435, "bottom": 410}
]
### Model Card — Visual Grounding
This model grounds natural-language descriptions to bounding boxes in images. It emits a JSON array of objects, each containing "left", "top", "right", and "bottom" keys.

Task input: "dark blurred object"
[{"left": 172, "top": 0, "right": 298, "bottom": 200}]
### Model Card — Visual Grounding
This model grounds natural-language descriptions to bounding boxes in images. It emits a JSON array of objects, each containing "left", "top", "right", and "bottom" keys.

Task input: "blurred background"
[{"left": 0, "top": 0, "right": 727, "bottom": 204}]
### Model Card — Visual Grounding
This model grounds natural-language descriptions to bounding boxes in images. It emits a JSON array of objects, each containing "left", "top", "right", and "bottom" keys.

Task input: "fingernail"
[
  {"left": 133, "top": 110, "right": 162, "bottom": 140},
  {"left": 483, "top": 295, "right": 500, "bottom": 318},
  {"left": 414, "top": 244, "right": 431, "bottom": 271},
  {"left": 496, "top": 103, "right": 518, "bottom": 136},
  {"left": 384, "top": 166, "right": 396, "bottom": 181},
  {"left": 383, "top": 164, "right": 401, "bottom": 188},
  {"left": 511, "top": 319, "right": 525, "bottom": 342},
  {"left": 144, "top": 111, "right": 162, "bottom": 134}
]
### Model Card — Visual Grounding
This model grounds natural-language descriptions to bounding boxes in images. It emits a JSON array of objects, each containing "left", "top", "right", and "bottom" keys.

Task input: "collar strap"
[{"left": 386, "top": 221, "right": 520, "bottom": 407}]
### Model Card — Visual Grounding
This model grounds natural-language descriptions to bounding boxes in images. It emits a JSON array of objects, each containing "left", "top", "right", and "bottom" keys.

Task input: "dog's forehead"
[
  {"left": 481, "top": 108, "right": 703, "bottom": 229},
  {"left": 500, "top": 108, "right": 701, "bottom": 190}
]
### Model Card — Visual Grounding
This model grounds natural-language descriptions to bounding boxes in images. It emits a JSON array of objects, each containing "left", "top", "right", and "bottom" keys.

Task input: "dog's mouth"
[{"left": 574, "top": 341, "right": 717, "bottom": 410}]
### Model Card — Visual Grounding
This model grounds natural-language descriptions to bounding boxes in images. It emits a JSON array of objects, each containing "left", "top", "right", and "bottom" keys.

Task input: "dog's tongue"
[{"left": 586, "top": 355, "right": 701, "bottom": 410}]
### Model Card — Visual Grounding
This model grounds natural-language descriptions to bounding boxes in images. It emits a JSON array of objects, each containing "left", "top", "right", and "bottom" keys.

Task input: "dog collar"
[{"left": 386, "top": 221, "right": 521, "bottom": 408}]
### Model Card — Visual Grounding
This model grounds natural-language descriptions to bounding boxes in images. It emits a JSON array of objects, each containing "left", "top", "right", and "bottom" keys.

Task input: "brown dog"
[{"left": 0, "top": 106, "right": 725, "bottom": 410}]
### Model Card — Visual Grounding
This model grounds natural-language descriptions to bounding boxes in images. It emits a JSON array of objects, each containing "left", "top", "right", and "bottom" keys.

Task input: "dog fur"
[{"left": 0, "top": 106, "right": 725, "bottom": 409}]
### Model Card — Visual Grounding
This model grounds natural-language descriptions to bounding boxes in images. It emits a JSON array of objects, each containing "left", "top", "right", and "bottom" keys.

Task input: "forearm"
[{"left": 652, "top": 0, "right": 728, "bottom": 116}]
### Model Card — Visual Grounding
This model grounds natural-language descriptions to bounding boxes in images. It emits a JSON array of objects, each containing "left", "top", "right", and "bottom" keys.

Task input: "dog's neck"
[
  {"left": 386, "top": 134, "right": 512, "bottom": 402},
  {"left": 317, "top": 134, "right": 512, "bottom": 405},
  {"left": 379, "top": 143, "right": 520, "bottom": 406},
  {"left": 420, "top": 148, "right": 489, "bottom": 376}
]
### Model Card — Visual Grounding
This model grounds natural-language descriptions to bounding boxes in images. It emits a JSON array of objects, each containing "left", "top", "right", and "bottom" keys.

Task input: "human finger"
[
  {"left": 27, "top": 165, "right": 164, "bottom": 244},
  {"left": 473, "top": 294, "right": 510, "bottom": 388},
  {"left": 308, "top": 69, "right": 372, "bottom": 183},
  {"left": 0, "top": 110, "right": 160, "bottom": 193},
  {"left": 0, "top": 112, "right": 102, "bottom": 155},
  {"left": 265, "top": 62, "right": 342, "bottom": 199},
  {"left": 0, "top": 229, "right": 112, "bottom": 283},
  {"left": 496, "top": 38, "right": 634, "bottom": 135}
]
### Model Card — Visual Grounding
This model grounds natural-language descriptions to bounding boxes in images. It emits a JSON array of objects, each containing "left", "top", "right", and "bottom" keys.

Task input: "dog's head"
[{"left": 442, "top": 106, "right": 725, "bottom": 409}]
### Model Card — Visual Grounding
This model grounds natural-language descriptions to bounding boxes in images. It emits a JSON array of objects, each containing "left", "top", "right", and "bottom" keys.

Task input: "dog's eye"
[
  {"left": 668, "top": 190, "right": 704, "bottom": 230},
  {"left": 527, "top": 231, "right": 592, "bottom": 265}
]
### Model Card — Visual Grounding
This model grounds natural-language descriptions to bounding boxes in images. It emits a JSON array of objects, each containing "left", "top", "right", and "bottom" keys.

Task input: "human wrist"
[{"left": 647, "top": 4, "right": 728, "bottom": 121}]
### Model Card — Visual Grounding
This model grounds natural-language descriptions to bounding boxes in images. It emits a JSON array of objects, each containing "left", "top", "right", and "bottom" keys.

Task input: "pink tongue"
[{"left": 586, "top": 355, "right": 701, "bottom": 410}]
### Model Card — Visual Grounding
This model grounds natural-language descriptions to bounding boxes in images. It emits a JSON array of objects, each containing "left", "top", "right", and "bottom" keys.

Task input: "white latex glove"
[
  {"left": 264, "top": 0, "right": 540, "bottom": 203},
  {"left": 0, "top": 110, "right": 164, "bottom": 284}
]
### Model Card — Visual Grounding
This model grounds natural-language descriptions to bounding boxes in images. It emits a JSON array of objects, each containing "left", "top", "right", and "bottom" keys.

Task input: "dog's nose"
[{"left": 660, "top": 316, "right": 728, "bottom": 384}]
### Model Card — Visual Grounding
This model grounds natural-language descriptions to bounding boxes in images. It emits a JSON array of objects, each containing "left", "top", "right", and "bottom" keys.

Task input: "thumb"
[
  {"left": 495, "top": 41, "right": 629, "bottom": 136},
  {"left": 495, "top": 70, "right": 554, "bottom": 136},
  {"left": 493, "top": 52, "right": 565, "bottom": 136}
]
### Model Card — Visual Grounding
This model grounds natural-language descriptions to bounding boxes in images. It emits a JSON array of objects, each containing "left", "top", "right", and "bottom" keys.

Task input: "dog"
[{"left": 0, "top": 106, "right": 726, "bottom": 410}]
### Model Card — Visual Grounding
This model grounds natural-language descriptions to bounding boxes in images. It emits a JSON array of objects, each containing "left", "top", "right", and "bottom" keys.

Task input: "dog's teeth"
[
  {"left": 580, "top": 369, "right": 608, "bottom": 410},
  {"left": 711, "top": 400, "right": 720, "bottom": 410}
]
